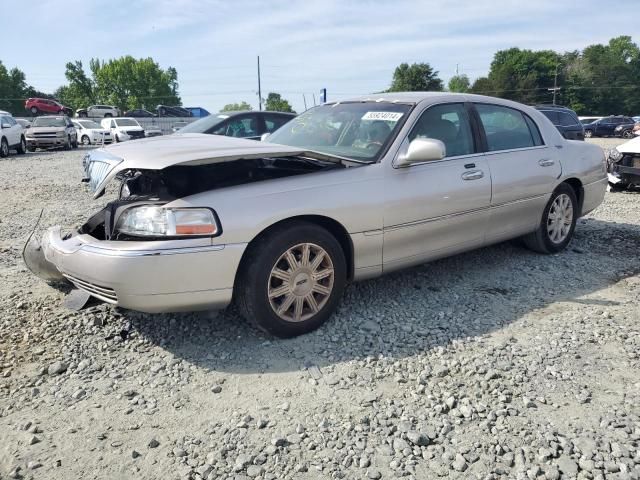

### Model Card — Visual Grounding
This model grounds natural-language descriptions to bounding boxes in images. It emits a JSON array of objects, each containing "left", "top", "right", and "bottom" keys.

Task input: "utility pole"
[
  {"left": 257, "top": 56, "right": 262, "bottom": 111},
  {"left": 548, "top": 64, "right": 561, "bottom": 105},
  {"left": 455, "top": 64, "right": 459, "bottom": 76},
  {"left": 312, "top": 93, "right": 316, "bottom": 106},
  {"left": 302, "top": 94, "right": 307, "bottom": 111}
]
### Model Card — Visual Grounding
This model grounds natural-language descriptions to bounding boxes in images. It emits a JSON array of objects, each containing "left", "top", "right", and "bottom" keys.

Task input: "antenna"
[{"left": 257, "top": 56, "right": 262, "bottom": 111}]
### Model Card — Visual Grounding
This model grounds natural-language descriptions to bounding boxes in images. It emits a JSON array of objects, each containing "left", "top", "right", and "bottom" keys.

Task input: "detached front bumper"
[{"left": 31, "top": 226, "right": 246, "bottom": 313}]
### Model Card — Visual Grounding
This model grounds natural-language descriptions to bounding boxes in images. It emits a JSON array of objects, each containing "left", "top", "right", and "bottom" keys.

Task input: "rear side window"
[
  {"left": 557, "top": 112, "right": 579, "bottom": 127},
  {"left": 540, "top": 110, "right": 559, "bottom": 125},
  {"left": 476, "top": 104, "right": 540, "bottom": 151}
]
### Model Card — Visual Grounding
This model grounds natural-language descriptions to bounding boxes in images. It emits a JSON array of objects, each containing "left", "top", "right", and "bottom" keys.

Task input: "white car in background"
[
  {"left": 0, "top": 113, "right": 26, "bottom": 157},
  {"left": 73, "top": 119, "right": 112, "bottom": 146},
  {"left": 79, "top": 105, "right": 120, "bottom": 118},
  {"left": 100, "top": 117, "right": 145, "bottom": 142},
  {"left": 145, "top": 124, "right": 163, "bottom": 137}
]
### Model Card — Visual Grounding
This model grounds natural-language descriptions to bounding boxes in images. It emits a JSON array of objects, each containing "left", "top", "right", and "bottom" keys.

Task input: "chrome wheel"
[
  {"left": 268, "top": 243, "right": 335, "bottom": 323},
  {"left": 82, "top": 135, "right": 90, "bottom": 146},
  {"left": 1, "top": 139, "right": 8, "bottom": 157},
  {"left": 547, "top": 193, "right": 573, "bottom": 244}
]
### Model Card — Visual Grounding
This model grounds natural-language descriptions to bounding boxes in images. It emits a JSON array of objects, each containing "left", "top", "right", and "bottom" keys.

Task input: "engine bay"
[{"left": 79, "top": 156, "right": 341, "bottom": 240}]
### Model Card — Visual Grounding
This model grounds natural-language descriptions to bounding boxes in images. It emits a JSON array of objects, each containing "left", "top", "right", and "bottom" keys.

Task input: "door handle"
[
  {"left": 461, "top": 170, "right": 484, "bottom": 181},
  {"left": 538, "top": 159, "right": 555, "bottom": 167}
]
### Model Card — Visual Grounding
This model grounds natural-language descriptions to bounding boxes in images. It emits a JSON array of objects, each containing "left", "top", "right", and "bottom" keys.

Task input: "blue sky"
[{"left": 3, "top": 0, "right": 638, "bottom": 113}]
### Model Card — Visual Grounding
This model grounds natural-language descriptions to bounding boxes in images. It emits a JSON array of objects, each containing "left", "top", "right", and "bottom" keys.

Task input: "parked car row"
[{"left": 583, "top": 116, "right": 639, "bottom": 139}]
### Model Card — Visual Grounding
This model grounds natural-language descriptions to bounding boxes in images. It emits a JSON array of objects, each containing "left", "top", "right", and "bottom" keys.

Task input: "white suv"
[
  {"left": 82, "top": 105, "right": 120, "bottom": 118},
  {"left": 0, "top": 114, "right": 26, "bottom": 157},
  {"left": 73, "top": 119, "right": 112, "bottom": 145},
  {"left": 101, "top": 117, "right": 145, "bottom": 142}
]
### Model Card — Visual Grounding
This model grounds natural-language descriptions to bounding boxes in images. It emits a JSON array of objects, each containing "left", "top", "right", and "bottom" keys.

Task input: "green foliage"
[
  {"left": 388, "top": 63, "right": 444, "bottom": 92},
  {"left": 264, "top": 92, "right": 295, "bottom": 113},
  {"left": 0, "top": 61, "right": 29, "bottom": 114},
  {"left": 58, "top": 56, "right": 180, "bottom": 112},
  {"left": 448, "top": 74, "right": 470, "bottom": 93},
  {"left": 221, "top": 101, "right": 253, "bottom": 112}
]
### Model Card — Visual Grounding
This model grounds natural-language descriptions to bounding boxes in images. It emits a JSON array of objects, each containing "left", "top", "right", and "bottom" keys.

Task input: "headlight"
[
  {"left": 116, "top": 206, "right": 220, "bottom": 237},
  {"left": 607, "top": 148, "right": 623, "bottom": 162},
  {"left": 614, "top": 126, "right": 623, "bottom": 131},
  {"left": 56, "top": 131, "right": 65, "bottom": 137}
]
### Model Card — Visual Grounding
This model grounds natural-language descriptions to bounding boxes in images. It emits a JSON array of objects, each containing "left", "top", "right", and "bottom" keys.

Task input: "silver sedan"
[{"left": 26, "top": 92, "right": 607, "bottom": 337}]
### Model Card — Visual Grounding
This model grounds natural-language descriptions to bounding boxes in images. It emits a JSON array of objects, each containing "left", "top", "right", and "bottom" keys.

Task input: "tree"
[
  {"left": 0, "top": 61, "right": 29, "bottom": 114},
  {"left": 388, "top": 63, "right": 443, "bottom": 92},
  {"left": 448, "top": 74, "right": 470, "bottom": 93},
  {"left": 264, "top": 92, "right": 295, "bottom": 113},
  {"left": 57, "top": 56, "right": 181, "bottom": 111},
  {"left": 221, "top": 101, "right": 252, "bottom": 112}
]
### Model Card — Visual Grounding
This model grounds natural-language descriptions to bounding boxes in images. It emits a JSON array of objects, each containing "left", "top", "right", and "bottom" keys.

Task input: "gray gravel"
[{"left": 1, "top": 139, "right": 639, "bottom": 479}]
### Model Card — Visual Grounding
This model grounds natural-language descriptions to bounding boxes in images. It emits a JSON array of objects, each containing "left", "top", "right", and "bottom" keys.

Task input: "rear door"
[
  {"left": 382, "top": 102, "right": 492, "bottom": 270},
  {"left": 473, "top": 103, "right": 562, "bottom": 242}
]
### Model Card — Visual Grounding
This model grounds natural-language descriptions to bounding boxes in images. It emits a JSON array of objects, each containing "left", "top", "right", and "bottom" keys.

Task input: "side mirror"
[
  {"left": 260, "top": 133, "right": 270, "bottom": 142},
  {"left": 396, "top": 138, "right": 446, "bottom": 167},
  {"left": 1, "top": 123, "right": 10, "bottom": 129}
]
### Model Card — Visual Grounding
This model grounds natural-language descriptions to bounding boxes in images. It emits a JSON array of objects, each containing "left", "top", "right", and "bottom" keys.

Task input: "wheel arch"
[
  {"left": 234, "top": 214, "right": 355, "bottom": 289},
  {"left": 561, "top": 177, "right": 584, "bottom": 215}
]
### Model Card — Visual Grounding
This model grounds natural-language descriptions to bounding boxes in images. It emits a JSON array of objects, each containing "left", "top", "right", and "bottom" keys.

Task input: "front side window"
[
  {"left": 268, "top": 102, "right": 411, "bottom": 162},
  {"left": 264, "top": 114, "right": 292, "bottom": 133},
  {"left": 476, "top": 104, "right": 539, "bottom": 152},
  {"left": 408, "top": 103, "right": 475, "bottom": 157}
]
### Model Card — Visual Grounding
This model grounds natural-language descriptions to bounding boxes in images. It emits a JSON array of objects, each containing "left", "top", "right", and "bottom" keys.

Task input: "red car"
[{"left": 25, "top": 98, "right": 72, "bottom": 116}]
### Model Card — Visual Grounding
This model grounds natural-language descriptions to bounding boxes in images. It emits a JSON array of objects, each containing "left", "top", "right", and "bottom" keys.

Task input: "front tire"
[
  {"left": 0, "top": 138, "right": 8, "bottom": 158},
  {"left": 64, "top": 135, "right": 71, "bottom": 150},
  {"left": 523, "top": 183, "right": 578, "bottom": 254},
  {"left": 81, "top": 135, "right": 91, "bottom": 146},
  {"left": 622, "top": 130, "right": 633, "bottom": 139},
  {"left": 17, "top": 136, "right": 26, "bottom": 154},
  {"left": 30, "top": 107, "right": 38, "bottom": 115},
  {"left": 236, "top": 222, "right": 347, "bottom": 338},
  {"left": 104, "top": 113, "right": 112, "bottom": 118}
]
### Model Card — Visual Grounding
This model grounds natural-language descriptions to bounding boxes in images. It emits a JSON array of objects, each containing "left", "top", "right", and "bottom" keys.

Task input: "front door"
[
  {"left": 473, "top": 103, "right": 562, "bottom": 242},
  {"left": 382, "top": 102, "right": 492, "bottom": 272}
]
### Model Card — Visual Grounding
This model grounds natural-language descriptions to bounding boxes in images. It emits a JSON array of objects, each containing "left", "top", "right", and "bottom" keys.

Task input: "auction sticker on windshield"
[{"left": 361, "top": 112, "right": 404, "bottom": 122}]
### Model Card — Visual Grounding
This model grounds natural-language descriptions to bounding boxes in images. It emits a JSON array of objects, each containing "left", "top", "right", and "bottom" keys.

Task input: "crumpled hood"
[
  {"left": 84, "top": 133, "right": 311, "bottom": 198},
  {"left": 616, "top": 135, "right": 640, "bottom": 154}
]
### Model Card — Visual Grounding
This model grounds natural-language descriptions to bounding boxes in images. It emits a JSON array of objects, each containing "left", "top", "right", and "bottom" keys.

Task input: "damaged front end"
[{"left": 606, "top": 145, "right": 640, "bottom": 190}]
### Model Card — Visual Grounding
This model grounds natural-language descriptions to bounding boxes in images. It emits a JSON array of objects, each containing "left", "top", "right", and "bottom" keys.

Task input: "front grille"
[
  {"left": 63, "top": 274, "right": 118, "bottom": 303},
  {"left": 126, "top": 130, "right": 145, "bottom": 139},
  {"left": 33, "top": 132, "right": 58, "bottom": 138},
  {"left": 84, "top": 160, "right": 113, "bottom": 192}
]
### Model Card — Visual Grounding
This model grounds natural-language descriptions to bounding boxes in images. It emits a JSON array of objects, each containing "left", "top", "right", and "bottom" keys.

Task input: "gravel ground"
[{"left": 1, "top": 139, "right": 639, "bottom": 480}]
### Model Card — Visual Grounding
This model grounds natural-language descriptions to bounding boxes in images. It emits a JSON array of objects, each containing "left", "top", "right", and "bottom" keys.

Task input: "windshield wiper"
[{"left": 303, "top": 150, "right": 373, "bottom": 166}]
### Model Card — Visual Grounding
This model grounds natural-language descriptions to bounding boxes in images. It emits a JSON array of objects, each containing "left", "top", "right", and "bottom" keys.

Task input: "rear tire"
[
  {"left": 236, "top": 222, "right": 347, "bottom": 338},
  {"left": 104, "top": 113, "right": 112, "bottom": 118},
  {"left": 584, "top": 130, "right": 593, "bottom": 138},
  {"left": 523, "top": 183, "right": 578, "bottom": 254},
  {"left": 30, "top": 107, "right": 38, "bottom": 115},
  {"left": 17, "top": 136, "right": 26, "bottom": 154}
]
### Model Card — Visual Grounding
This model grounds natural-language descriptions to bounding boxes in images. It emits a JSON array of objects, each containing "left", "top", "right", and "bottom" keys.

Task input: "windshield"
[
  {"left": 267, "top": 102, "right": 412, "bottom": 162},
  {"left": 115, "top": 119, "right": 139, "bottom": 127},
  {"left": 32, "top": 117, "right": 66, "bottom": 128},
  {"left": 79, "top": 120, "right": 101, "bottom": 129},
  {"left": 179, "top": 114, "right": 228, "bottom": 133}
]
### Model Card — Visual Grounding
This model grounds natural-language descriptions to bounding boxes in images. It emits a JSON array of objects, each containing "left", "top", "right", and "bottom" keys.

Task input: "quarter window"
[
  {"left": 476, "top": 104, "right": 539, "bottom": 151},
  {"left": 557, "top": 112, "right": 578, "bottom": 127},
  {"left": 408, "top": 103, "right": 474, "bottom": 157}
]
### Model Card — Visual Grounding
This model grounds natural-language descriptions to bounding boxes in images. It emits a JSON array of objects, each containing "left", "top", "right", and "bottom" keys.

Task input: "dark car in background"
[
  {"left": 535, "top": 105, "right": 584, "bottom": 140},
  {"left": 185, "top": 107, "right": 211, "bottom": 118},
  {"left": 583, "top": 116, "right": 636, "bottom": 138},
  {"left": 124, "top": 109, "right": 157, "bottom": 118},
  {"left": 177, "top": 110, "right": 295, "bottom": 140},
  {"left": 156, "top": 105, "right": 192, "bottom": 117}
]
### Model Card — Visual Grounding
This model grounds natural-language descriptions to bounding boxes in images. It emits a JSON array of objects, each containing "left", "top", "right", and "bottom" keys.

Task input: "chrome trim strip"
[
  {"left": 80, "top": 244, "right": 225, "bottom": 257},
  {"left": 383, "top": 194, "right": 546, "bottom": 232}
]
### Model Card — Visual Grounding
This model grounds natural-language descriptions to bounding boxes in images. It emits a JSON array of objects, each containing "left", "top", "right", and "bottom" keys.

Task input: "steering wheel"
[{"left": 363, "top": 141, "right": 383, "bottom": 150}]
